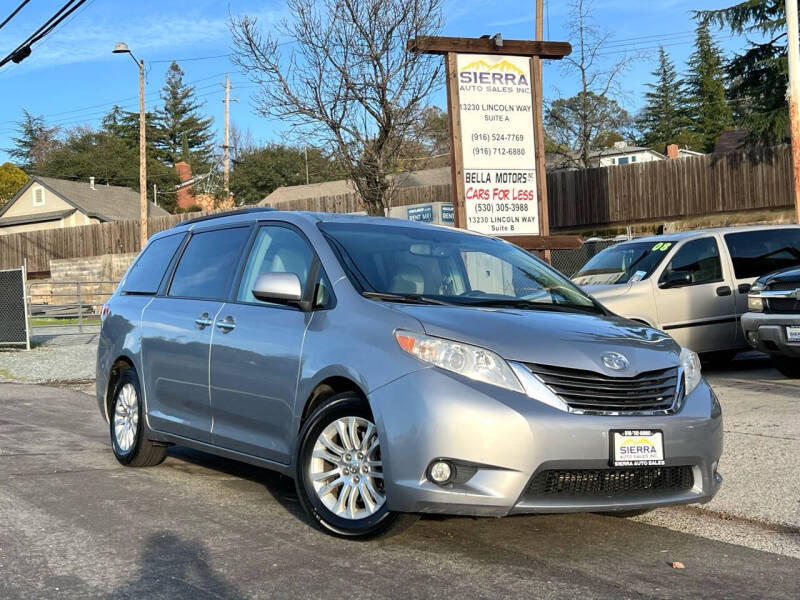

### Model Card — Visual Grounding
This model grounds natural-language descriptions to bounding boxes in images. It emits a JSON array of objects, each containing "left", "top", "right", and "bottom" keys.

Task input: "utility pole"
[
  {"left": 787, "top": 0, "right": 800, "bottom": 224},
  {"left": 223, "top": 74, "right": 231, "bottom": 202},
  {"left": 304, "top": 147, "right": 310, "bottom": 185},
  {"left": 138, "top": 59, "right": 147, "bottom": 248},
  {"left": 534, "top": 0, "right": 551, "bottom": 262},
  {"left": 153, "top": 183, "right": 158, "bottom": 207}
]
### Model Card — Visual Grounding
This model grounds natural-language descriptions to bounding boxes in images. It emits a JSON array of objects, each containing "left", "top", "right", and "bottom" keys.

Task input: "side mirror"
[
  {"left": 252, "top": 272, "right": 306, "bottom": 308},
  {"left": 659, "top": 270, "right": 692, "bottom": 289}
]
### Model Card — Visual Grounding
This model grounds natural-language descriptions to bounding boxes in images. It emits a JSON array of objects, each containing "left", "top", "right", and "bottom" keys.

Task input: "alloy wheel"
[
  {"left": 113, "top": 382, "right": 139, "bottom": 453},
  {"left": 309, "top": 416, "right": 385, "bottom": 520}
]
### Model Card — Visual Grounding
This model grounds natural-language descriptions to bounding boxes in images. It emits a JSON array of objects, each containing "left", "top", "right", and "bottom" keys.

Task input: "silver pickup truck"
[{"left": 573, "top": 226, "right": 800, "bottom": 358}]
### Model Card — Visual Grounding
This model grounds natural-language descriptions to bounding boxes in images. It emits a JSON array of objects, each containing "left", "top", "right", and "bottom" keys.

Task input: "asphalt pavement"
[{"left": 1, "top": 381, "right": 799, "bottom": 599}]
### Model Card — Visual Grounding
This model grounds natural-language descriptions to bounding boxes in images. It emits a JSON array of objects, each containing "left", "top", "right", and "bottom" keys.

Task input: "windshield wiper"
[
  {"left": 460, "top": 298, "right": 602, "bottom": 314},
  {"left": 361, "top": 291, "right": 453, "bottom": 305}
]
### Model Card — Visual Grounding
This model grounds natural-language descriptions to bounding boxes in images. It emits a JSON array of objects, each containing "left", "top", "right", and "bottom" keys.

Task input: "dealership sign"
[{"left": 456, "top": 54, "right": 539, "bottom": 236}]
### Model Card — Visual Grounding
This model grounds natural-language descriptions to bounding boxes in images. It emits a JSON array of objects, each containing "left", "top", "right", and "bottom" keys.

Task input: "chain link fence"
[
  {"left": 0, "top": 267, "right": 30, "bottom": 349},
  {"left": 551, "top": 240, "right": 619, "bottom": 278}
]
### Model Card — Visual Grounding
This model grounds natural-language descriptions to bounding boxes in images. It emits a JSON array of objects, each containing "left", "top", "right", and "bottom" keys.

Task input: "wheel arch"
[
  {"left": 299, "top": 376, "right": 370, "bottom": 431},
  {"left": 105, "top": 355, "right": 137, "bottom": 423}
]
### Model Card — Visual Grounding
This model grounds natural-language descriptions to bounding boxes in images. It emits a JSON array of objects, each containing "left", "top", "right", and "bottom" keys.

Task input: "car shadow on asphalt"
[
  {"left": 105, "top": 531, "right": 248, "bottom": 599},
  {"left": 166, "top": 446, "right": 309, "bottom": 523}
]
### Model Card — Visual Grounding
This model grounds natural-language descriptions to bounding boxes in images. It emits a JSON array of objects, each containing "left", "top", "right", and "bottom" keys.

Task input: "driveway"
[{"left": 1, "top": 382, "right": 799, "bottom": 599}]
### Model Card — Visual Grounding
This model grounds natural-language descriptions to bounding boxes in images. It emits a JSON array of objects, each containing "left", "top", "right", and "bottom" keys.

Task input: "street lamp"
[{"left": 113, "top": 42, "right": 148, "bottom": 248}]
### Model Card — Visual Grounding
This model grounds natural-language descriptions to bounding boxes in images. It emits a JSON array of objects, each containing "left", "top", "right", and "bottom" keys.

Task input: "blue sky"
[{"left": 0, "top": 0, "right": 748, "bottom": 165}]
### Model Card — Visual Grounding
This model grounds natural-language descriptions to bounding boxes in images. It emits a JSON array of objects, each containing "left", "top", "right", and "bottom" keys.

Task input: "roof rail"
[{"left": 173, "top": 206, "right": 278, "bottom": 228}]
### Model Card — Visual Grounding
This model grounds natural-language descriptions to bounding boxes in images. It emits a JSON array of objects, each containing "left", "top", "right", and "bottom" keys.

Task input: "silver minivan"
[
  {"left": 97, "top": 209, "right": 722, "bottom": 538},
  {"left": 574, "top": 226, "right": 800, "bottom": 357}
]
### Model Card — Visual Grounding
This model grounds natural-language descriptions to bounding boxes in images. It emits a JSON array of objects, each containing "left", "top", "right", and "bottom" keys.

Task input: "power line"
[
  {"left": 0, "top": 0, "right": 90, "bottom": 68},
  {"left": 0, "top": 0, "right": 31, "bottom": 31},
  {"left": 150, "top": 54, "right": 232, "bottom": 64}
]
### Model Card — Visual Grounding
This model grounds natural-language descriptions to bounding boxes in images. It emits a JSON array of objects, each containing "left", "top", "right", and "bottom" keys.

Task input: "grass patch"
[
  {"left": 30, "top": 317, "right": 98, "bottom": 327},
  {"left": 0, "top": 367, "right": 19, "bottom": 381}
]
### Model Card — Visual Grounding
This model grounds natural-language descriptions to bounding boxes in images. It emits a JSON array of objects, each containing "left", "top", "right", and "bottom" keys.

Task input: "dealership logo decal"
[
  {"left": 459, "top": 59, "right": 530, "bottom": 89},
  {"left": 619, "top": 437, "right": 657, "bottom": 456},
  {"left": 601, "top": 352, "right": 629, "bottom": 371}
]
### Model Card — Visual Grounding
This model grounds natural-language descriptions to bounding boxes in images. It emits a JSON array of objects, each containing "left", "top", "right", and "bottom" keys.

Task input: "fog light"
[
  {"left": 428, "top": 460, "right": 453, "bottom": 485},
  {"left": 746, "top": 331, "right": 757, "bottom": 345}
]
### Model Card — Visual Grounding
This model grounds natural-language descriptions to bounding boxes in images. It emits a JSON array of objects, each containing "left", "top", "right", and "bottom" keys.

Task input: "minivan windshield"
[
  {"left": 573, "top": 241, "right": 674, "bottom": 286},
  {"left": 319, "top": 222, "right": 602, "bottom": 313}
]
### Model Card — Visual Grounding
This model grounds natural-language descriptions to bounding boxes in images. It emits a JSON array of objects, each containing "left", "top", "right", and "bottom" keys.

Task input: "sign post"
[{"left": 410, "top": 36, "right": 581, "bottom": 255}]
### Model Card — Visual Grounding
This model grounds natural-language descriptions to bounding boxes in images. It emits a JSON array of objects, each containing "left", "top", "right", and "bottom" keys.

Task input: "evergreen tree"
[
  {"left": 5, "top": 110, "right": 60, "bottom": 172},
  {"left": 637, "top": 47, "right": 692, "bottom": 153},
  {"left": 152, "top": 62, "right": 215, "bottom": 168},
  {"left": 687, "top": 22, "right": 732, "bottom": 152},
  {"left": 697, "top": 1, "right": 787, "bottom": 143}
]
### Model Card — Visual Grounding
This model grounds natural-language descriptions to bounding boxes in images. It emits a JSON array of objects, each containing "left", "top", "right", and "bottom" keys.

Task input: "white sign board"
[{"left": 456, "top": 53, "right": 539, "bottom": 236}]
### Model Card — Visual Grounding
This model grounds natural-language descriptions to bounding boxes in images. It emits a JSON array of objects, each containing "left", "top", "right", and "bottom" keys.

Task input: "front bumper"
[
  {"left": 368, "top": 367, "right": 723, "bottom": 517},
  {"left": 741, "top": 312, "right": 800, "bottom": 358}
]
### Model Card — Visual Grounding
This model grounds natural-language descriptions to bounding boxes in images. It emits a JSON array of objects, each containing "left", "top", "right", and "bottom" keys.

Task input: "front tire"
[
  {"left": 295, "top": 393, "right": 416, "bottom": 539},
  {"left": 110, "top": 370, "right": 166, "bottom": 467}
]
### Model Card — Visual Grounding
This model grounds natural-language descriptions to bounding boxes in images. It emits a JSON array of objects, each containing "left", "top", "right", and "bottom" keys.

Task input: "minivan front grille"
[
  {"left": 525, "top": 467, "right": 694, "bottom": 498},
  {"left": 526, "top": 363, "right": 681, "bottom": 413}
]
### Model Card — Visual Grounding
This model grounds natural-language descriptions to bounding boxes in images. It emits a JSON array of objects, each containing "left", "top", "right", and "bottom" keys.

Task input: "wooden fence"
[
  {"left": 547, "top": 145, "right": 794, "bottom": 228},
  {"left": 0, "top": 211, "right": 209, "bottom": 274},
  {"left": 0, "top": 146, "right": 795, "bottom": 272}
]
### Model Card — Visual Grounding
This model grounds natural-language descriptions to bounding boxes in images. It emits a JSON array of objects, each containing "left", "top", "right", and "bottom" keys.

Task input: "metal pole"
[
  {"left": 77, "top": 281, "right": 83, "bottom": 334},
  {"left": 139, "top": 58, "right": 148, "bottom": 248},
  {"left": 534, "top": 0, "right": 552, "bottom": 262},
  {"left": 223, "top": 74, "right": 231, "bottom": 201},
  {"left": 787, "top": 0, "right": 800, "bottom": 224}
]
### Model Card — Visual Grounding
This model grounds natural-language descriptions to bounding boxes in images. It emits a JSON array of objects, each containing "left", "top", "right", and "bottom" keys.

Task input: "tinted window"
[
  {"left": 169, "top": 227, "right": 249, "bottom": 299},
  {"left": 321, "top": 222, "right": 600, "bottom": 312},
  {"left": 724, "top": 229, "right": 800, "bottom": 278},
  {"left": 660, "top": 238, "right": 722, "bottom": 286},
  {"left": 123, "top": 233, "right": 184, "bottom": 295},
  {"left": 238, "top": 226, "right": 315, "bottom": 304}
]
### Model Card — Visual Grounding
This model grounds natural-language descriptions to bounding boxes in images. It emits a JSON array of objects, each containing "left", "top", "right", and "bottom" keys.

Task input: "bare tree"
[
  {"left": 231, "top": 0, "right": 443, "bottom": 215},
  {"left": 546, "top": 0, "right": 639, "bottom": 169}
]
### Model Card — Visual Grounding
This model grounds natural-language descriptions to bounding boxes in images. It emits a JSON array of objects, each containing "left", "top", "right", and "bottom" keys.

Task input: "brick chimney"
[
  {"left": 666, "top": 144, "right": 679, "bottom": 159},
  {"left": 175, "top": 161, "right": 195, "bottom": 210}
]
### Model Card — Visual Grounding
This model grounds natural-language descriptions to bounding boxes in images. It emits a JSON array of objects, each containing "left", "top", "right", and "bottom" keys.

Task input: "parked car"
[
  {"left": 741, "top": 266, "right": 800, "bottom": 377},
  {"left": 573, "top": 226, "right": 800, "bottom": 359},
  {"left": 97, "top": 208, "right": 722, "bottom": 539}
]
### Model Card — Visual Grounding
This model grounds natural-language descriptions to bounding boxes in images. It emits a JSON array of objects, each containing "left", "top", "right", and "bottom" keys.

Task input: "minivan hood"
[{"left": 389, "top": 304, "right": 679, "bottom": 376}]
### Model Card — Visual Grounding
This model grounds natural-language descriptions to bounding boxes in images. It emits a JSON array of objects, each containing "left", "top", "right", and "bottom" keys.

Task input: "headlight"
[
  {"left": 395, "top": 330, "right": 524, "bottom": 393},
  {"left": 680, "top": 347, "right": 702, "bottom": 396},
  {"left": 747, "top": 283, "right": 764, "bottom": 312}
]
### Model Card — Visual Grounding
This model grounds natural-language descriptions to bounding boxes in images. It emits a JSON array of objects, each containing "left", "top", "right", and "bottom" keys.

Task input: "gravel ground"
[{"left": 0, "top": 339, "right": 97, "bottom": 384}]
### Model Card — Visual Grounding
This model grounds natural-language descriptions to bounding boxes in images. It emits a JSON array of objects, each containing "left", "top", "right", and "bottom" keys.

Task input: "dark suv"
[{"left": 742, "top": 266, "right": 800, "bottom": 377}]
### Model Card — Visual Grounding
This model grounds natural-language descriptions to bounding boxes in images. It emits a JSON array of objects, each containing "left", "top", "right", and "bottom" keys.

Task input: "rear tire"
[
  {"left": 295, "top": 393, "right": 417, "bottom": 539},
  {"left": 110, "top": 369, "right": 167, "bottom": 467},
  {"left": 773, "top": 356, "right": 800, "bottom": 379}
]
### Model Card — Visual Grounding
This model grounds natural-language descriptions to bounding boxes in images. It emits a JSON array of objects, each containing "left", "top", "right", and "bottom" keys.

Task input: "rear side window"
[
  {"left": 724, "top": 229, "right": 800, "bottom": 278},
  {"left": 169, "top": 227, "right": 250, "bottom": 299},
  {"left": 123, "top": 234, "right": 184, "bottom": 295},
  {"left": 660, "top": 238, "right": 722, "bottom": 286}
]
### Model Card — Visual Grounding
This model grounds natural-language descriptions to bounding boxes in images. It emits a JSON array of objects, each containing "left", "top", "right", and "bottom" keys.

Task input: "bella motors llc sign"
[{"left": 456, "top": 54, "right": 539, "bottom": 236}]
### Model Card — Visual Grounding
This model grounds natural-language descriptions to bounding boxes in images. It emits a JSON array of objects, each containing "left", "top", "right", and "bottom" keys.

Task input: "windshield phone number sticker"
[{"left": 457, "top": 53, "right": 539, "bottom": 236}]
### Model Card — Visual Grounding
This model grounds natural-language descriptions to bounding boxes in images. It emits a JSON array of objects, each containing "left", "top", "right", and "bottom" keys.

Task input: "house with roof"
[
  {"left": 546, "top": 142, "right": 704, "bottom": 171},
  {"left": 0, "top": 176, "right": 168, "bottom": 235}
]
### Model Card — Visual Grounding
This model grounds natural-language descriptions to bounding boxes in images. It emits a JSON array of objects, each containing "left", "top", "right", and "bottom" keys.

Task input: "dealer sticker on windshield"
[{"left": 610, "top": 430, "right": 665, "bottom": 467}]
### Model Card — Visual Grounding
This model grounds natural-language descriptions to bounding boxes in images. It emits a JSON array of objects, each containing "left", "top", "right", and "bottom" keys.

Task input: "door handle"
[
  {"left": 738, "top": 283, "right": 751, "bottom": 294},
  {"left": 215, "top": 316, "right": 236, "bottom": 333},
  {"left": 194, "top": 313, "right": 213, "bottom": 328},
  {"left": 716, "top": 286, "right": 732, "bottom": 297}
]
